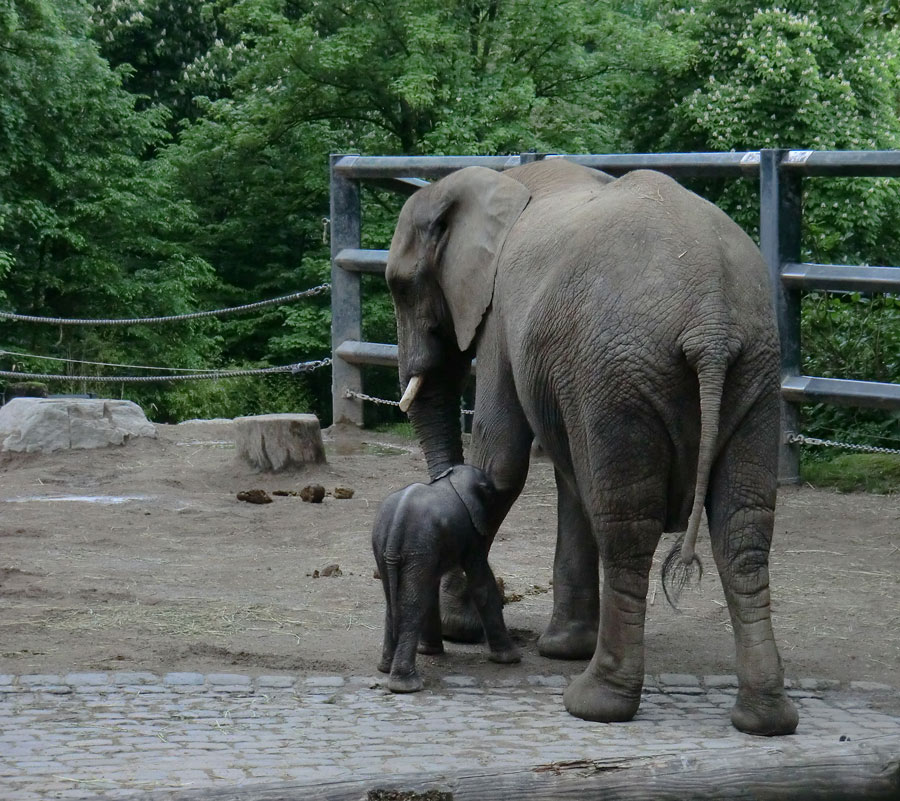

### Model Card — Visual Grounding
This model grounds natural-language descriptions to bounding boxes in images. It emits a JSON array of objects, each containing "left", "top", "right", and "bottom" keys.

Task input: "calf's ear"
[{"left": 447, "top": 470, "right": 492, "bottom": 537}]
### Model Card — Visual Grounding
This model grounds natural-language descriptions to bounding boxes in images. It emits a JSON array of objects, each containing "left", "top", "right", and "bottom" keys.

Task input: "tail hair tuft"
[{"left": 661, "top": 534, "right": 703, "bottom": 610}]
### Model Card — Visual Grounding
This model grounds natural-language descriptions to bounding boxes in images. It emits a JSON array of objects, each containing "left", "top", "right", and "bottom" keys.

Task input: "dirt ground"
[{"left": 1, "top": 420, "right": 898, "bottom": 706}]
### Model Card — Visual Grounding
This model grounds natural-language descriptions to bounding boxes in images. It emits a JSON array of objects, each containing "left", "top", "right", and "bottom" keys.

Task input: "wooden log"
[
  {"left": 234, "top": 413, "right": 326, "bottom": 472},
  {"left": 125, "top": 736, "right": 900, "bottom": 801}
]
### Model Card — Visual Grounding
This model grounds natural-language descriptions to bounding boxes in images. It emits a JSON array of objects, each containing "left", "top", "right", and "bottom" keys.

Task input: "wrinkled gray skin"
[
  {"left": 385, "top": 158, "right": 798, "bottom": 735},
  {"left": 372, "top": 464, "right": 520, "bottom": 693}
]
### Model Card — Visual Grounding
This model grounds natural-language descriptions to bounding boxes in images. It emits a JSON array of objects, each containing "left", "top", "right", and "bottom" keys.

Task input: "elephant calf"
[{"left": 372, "top": 464, "right": 520, "bottom": 692}]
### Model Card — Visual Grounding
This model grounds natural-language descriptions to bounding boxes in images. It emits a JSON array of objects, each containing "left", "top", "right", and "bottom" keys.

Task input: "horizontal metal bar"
[
  {"left": 779, "top": 150, "right": 900, "bottom": 177},
  {"left": 335, "top": 340, "right": 398, "bottom": 367},
  {"left": 781, "top": 262, "right": 900, "bottom": 293},
  {"left": 335, "top": 150, "right": 900, "bottom": 181},
  {"left": 561, "top": 152, "right": 759, "bottom": 178},
  {"left": 363, "top": 176, "right": 430, "bottom": 196},
  {"left": 782, "top": 375, "right": 900, "bottom": 410},
  {"left": 334, "top": 249, "right": 389, "bottom": 274},
  {"left": 334, "top": 154, "right": 521, "bottom": 179}
]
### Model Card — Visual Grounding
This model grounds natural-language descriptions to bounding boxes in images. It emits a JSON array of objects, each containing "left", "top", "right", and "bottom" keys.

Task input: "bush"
[
  {"left": 801, "top": 451, "right": 900, "bottom": 494},
  {"left": 800, "top": 291, "right": 900, "bottom": 449}
]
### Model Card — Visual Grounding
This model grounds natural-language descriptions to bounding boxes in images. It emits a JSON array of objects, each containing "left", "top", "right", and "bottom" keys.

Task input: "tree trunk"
[{"left": 234, "top": 413, "right": 326, "bottom": 472}]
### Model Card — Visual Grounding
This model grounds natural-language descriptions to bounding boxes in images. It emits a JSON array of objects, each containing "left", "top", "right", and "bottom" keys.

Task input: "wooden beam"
[{"left": 126, "top": 736, "right": 899, "bottom": 801}]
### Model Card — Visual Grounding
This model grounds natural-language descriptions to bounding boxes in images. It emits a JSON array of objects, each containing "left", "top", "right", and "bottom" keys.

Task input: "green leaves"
[{"left": 3, "top": 0, "right": 900, "bottom": 432}]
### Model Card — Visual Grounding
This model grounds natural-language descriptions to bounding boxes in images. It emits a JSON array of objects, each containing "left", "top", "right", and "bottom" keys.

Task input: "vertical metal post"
[
  {"left": 330, "top": 154, "right": 364, "bottom": 426},
  {"left": 759, "top": 149, "right": 803, "bottom": 483}
]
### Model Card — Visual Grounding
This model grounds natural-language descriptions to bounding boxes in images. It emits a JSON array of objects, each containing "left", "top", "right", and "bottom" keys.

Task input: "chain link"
[
  {"left": 344, "top": 388, "right": 474, "bottom": 415},
  {"left": 0, "top": 358, "right": 331, "bottom": 384},
  {"left": 0, "top": 284, "right": 331, "bottom": 326},
  {"left": 344, "top": 389, "right": 400, "bottom": 407},
  {"left": 787, "top": 433, "right": 900, "bottom": 456}
]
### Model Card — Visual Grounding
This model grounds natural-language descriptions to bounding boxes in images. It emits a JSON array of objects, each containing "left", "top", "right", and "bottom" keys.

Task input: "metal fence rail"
[{"left": 330, "top": 149, "right": 900, "bottom": 482}]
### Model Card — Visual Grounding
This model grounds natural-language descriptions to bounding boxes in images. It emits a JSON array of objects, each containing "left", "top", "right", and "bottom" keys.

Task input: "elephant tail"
[
  {"left": 384, "top": 550, "right": 403, "bottom": 637},
  {"left": 662, "top": 354, "right": 728, "bottom": 608}
]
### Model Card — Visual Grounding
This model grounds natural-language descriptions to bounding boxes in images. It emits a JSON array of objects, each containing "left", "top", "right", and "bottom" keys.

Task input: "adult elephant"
[{"left": 385, "top": 157, "right": 798, "bottom": 736}]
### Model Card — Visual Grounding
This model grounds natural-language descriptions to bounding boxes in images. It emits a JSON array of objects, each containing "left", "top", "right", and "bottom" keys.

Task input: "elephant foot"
[
  {"left": 440, "top": 570, "right": 485, "bottom": 643},
  {"left": 731, "top": 689, "right": 799, "bottom": 736},
  {"left": 388, "top": 671, "right": 424, "bottom": 694},
  {"left": 488, "top": 646, "right": 521, "bottom": 665},
  {"left": 563, "top": 670, "right": 641, "bottom": 723},
  {"left": 537, "top": 620, "right": 597, "bottom": 660},
  {"left": 377, "top": 657, "right": 391, "bottom": 674},
  {"left": 417, "top": 640, "right": 445, "bottom": 656},
  {"left": 440, "top": 607, "right": 484, "bottom": 643}
]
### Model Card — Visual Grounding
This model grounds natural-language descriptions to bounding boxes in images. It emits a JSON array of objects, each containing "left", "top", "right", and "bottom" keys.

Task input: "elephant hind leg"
[
  {"left": 563, "top": 512, "right": 662, "bottom": 723},
  {"left": 708, "top": 394, "right": 798, "bottom": 736}
]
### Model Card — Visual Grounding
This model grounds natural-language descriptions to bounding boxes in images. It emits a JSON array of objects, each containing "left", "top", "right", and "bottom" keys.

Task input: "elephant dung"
[
  {"left": 300, "top": 484, "right": 326, "bottom": 503},
  {"left": 236, "top": 489, "right": 272, "bottom": 505}
]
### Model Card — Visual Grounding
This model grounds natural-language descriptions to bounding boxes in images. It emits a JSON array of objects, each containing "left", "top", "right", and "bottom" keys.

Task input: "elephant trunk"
[
  {"left": 407, "top": 381, "right": 464, "bottom": 479},
  {"left": 400, "top": 347, "right": 468, "bottom": 477}
]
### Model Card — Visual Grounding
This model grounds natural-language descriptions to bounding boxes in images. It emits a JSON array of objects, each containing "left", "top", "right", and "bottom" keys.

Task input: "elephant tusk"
[{"left": 398, "top": 375, "right": 424, "bottom": 413}]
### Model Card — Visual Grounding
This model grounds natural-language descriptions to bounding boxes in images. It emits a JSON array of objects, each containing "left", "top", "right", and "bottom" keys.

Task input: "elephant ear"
[
  {"left": 446, "top": 467, "right": 494, "bottom": 538},
  {"left": 426, "top": 167, "right": 531, "bottom": 352}
]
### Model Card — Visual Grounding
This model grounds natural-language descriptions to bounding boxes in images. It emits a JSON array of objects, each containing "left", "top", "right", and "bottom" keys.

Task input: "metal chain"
[
  {"left": 0, "top": 358, "right": 332, "bottom": 384},
  {"left": 344, "top": 389, "right": 400, "bottom": 407},
  {"left": 787, "top": 433, "right": 900, "bottom": 456},
  {"left": 0, "top": 284, "right": 331, "bottom": 326},
  {"left": 344, "top": 388, "right": 474, "bottom": 415}
]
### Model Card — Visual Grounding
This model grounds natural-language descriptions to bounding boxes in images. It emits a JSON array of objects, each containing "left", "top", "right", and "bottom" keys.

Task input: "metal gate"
[{"left": 329, "top": 149, "right": 900, "bottom": 481}]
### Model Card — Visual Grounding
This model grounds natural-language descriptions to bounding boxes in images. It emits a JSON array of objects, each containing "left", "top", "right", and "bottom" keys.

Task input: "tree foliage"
[
  {"left": 1, "top": 0, "right": 898, "bottom": 438},
  {"left": 0, "top": 0, "right": 220, "bottom": 418}
]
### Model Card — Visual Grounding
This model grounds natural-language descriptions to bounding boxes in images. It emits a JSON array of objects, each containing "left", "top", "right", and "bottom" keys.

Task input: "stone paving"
[{"left": 1, "top": 670, "right": 898, "bottom": 799}]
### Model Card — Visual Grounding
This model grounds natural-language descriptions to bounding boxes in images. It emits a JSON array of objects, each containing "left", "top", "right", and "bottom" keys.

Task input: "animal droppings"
[
  {"left": 300, "top": 484, "right": 326, "bottom": 503},
  {"left": 333, "top": 486, "right": 355, "bottom": 499},
  {"left": 236, "top": 489, "right": 272, "bottom": 504}
]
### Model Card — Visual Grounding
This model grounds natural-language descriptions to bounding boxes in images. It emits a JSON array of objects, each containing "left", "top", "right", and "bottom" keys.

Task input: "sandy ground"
[{"left": 1, "top": 421, "right": 898, "bottom": 706}]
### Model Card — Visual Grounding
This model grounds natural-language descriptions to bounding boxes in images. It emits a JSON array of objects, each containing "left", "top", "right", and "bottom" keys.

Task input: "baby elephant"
[{"left": 372, "top": 464, "right": 520, "bottom": 692}]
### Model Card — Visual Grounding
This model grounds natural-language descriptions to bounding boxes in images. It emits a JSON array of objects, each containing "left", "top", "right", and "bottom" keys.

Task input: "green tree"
[
  {"left": 619, "top": 1, "right": 900, "bottom": 446},
  {"left": 90, "top": 0, "right": 231, "bottom": 128},
  {"left": 162, "top": 0, "right": 676, "bottom": 421},
  {"left": 0, "top": 0, "right": 221, "bottom": 419}
]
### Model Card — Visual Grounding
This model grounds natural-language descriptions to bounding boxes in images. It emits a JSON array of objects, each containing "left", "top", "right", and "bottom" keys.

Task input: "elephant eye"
[{"left": 388, "top": 275, "right": 413, "bottom": 302}]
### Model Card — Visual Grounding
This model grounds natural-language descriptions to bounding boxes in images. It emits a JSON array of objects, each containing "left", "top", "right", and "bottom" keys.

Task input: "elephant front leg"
[
  {"left": 440, "top": 355, "right": 534, "bottom": 643},
  {"left": 463, "top": 553, "right": 520, "bottom": 664},
  {"left": 538, "top": 471, "right": 599, "bottom": 660},
  {"left": 564, "top": 518, "right": 659, "bottom": 723}
]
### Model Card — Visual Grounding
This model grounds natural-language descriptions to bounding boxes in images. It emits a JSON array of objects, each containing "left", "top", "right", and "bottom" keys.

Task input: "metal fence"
[{"left": 329, "top": 149, "right": 900, "bottom": 482}]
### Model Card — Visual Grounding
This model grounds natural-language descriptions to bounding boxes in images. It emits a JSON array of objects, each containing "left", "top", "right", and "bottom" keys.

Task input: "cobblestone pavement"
[{"left": 1, "top": 671, "right": 899, "bottom": 799}]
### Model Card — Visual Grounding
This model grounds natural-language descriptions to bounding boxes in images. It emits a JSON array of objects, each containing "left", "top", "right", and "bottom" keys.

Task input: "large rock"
[
  {"left": 234, "top": 413, "right": 326, "bottom": 472},
  {"left": 0, "top": 398, "right": 157, "bottom": 453}
]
